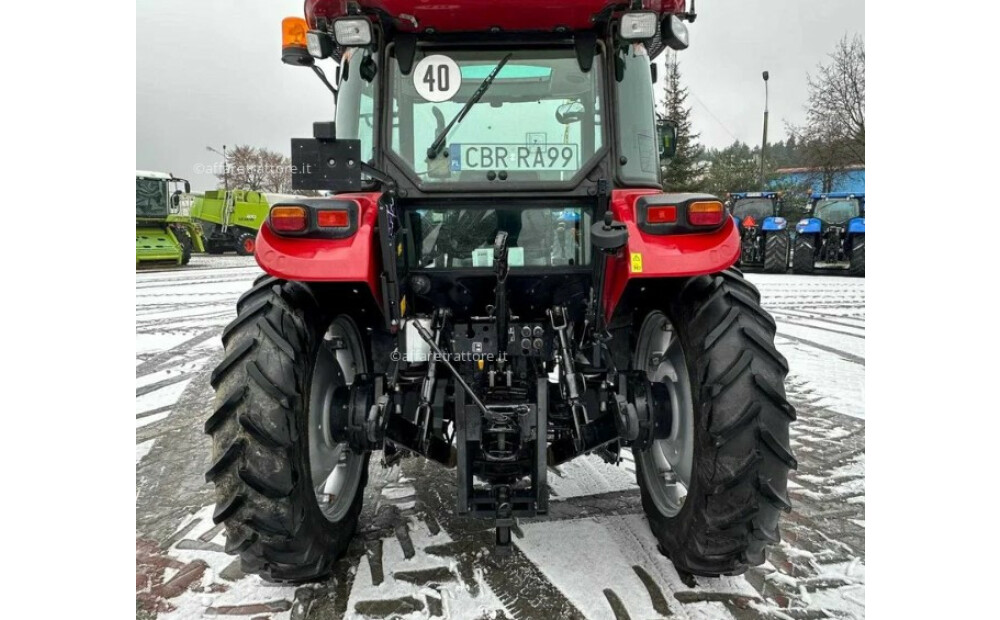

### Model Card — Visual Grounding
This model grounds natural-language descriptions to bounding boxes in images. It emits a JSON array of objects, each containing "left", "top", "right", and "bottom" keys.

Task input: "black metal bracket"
[
  {"left": 587, "top": 179, "right": 621, "bottom": 367},
  {"left": 290, "top": 136, "right": 363, "bottom": 192},
  {"left": 377, "top": 189, "right": 404, "bottom": 332}
]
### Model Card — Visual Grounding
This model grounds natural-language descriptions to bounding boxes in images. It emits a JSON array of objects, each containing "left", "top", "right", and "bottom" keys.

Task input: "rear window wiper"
[{"left": 426, "top": 53, "right": 513, "bottom": 160}]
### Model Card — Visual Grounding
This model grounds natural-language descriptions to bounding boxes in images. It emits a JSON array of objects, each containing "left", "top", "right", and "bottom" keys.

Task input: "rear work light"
[
  {"left": 620, "top": 12, "right": 658, "bottom": 41},
  {"left": 317, "top": 209, "right": 350, "bottom": 228},
  {"left": 306, "top": 31, "right": 334, "bottom": 59},
  {"left": 333, "top": 18, "right": 372, "bottom": 46},
  {"left": 270, "top": 206, "right": 308, "bottom": 232},
  {"left": 689, "top": 201, "right": 725, "bottom": 226},
  {"left": 662, "top": 14, "right": 690, "bottom": 51}
]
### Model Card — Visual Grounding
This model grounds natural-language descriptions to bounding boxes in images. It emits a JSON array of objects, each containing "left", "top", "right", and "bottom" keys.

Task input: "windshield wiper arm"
[{"left": 426, "top": 53, "right": 513, "bottom": 160}]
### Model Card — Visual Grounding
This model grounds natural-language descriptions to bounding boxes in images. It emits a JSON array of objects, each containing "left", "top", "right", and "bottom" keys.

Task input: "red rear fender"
[
  {"left": 604, "top": 189, "right": 739, "bottom": 317},
  {"left": 254, "top": 193, "right": 382, "bottom": 305}
]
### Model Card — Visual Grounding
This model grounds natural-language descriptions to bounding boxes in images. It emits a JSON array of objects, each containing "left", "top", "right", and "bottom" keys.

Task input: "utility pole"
[
  {"left": 760, "top": 70, "right": 769, "bottom": 190},
  {"left": 206, "top": 145, "right": 229, "bottom": 191}
]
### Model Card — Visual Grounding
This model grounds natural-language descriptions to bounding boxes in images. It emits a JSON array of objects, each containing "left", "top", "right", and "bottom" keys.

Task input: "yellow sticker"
[
  {"left": 630, "top": 252, "right": 643, "bottom": 273},
  {"left": 399, "top": 295, "right": 407, "bottom": 317},
  {"left": 397, "top": 242, "right": 403, "bottom": 257}
]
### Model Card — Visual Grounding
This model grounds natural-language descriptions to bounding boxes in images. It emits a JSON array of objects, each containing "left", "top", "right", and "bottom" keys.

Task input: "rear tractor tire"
[
  {"left": 849, "top": 234, "right": 865, "bottom": 277},
  {"left": 205, "top": 275, "right": 371, "bottom": 582},
  {"left": 792, "top": 235, "right": 816, "bottom": 274},
  {"left": 632, "top": 269, "right": 796, "bottom": 576},
  {"left": 763, "top": 232, "right": 789, "bottom": 274},
  {"left": 236, "top": 230, "right": 257, "bottom": 256}
]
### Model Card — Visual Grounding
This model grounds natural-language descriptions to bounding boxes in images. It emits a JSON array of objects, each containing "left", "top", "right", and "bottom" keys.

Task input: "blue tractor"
[
  {"left": 793, "top": 192, "right": 865, "bottom": 276},
  {"left": 730, "top": 192, "right": 789, "bottom": 273}
]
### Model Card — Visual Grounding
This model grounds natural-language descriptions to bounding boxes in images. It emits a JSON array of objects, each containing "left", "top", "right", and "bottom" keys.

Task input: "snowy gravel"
[{"left": 136, "top": 257, "right": 865, "bottom": 619}]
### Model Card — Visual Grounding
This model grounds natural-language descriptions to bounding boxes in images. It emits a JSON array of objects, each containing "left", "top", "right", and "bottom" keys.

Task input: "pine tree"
[
  {"left": 658, "top": 56, "right": 705, "bottom": 192},
  {"left": 702, "top": 141, "right": 758, "bottom": 197}
]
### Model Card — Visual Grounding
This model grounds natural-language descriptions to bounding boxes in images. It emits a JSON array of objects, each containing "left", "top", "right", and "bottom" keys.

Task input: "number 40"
[{"left": 423, "top": 64, "right": 450, "bottom": 92}]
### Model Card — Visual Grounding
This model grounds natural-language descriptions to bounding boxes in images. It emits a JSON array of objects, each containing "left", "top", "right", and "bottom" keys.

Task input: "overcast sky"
[{"left": 137, "top": 0, "right": 864, "bottom": 191}]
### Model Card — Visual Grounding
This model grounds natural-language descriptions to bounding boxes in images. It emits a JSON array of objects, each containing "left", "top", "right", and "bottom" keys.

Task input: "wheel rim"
[
  {"left": 243, "top": 238, "right": 255, "bottom": 254},
  {"left": 308, "top": 317, "right": 367, "bottom": 522},
  {"left": 633, "top": 311, "right": 695, "bottom": 518}
]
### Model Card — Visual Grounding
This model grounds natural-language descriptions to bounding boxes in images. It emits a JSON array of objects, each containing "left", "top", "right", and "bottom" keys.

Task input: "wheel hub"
[
  {"left": 632, "top": 311, "right": 695, "bottom": 518},
  {"left": 619, "top": 372, "right": 672, "bottom": 450},
  {"left": 308, "top": 317, "right": 368, "bottom": 522}
]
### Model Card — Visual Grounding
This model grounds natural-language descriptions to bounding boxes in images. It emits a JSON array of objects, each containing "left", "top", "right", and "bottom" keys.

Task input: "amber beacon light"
[{"left": 282, "top": 17, "right": 314, "bottom": 66}]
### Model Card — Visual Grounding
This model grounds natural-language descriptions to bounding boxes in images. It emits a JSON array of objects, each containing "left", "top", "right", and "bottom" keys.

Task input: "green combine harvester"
[
  {"left": 191, "top": 190, "right": 305, "bottom": 255},
  {"left": 136, "top": 170, "right": 205, "bottom": 267}
]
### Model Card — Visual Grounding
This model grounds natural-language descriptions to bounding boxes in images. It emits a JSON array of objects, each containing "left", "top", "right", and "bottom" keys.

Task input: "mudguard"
[
  {"left": 604, "top": 189, "right": 740, "bottom": 318},
  {"left": 796, "top": 217, "right": 822, "bottom": 234},
  {"left": 254, "top": 193, "right": 382, "bottom": 305},
  {"left": 761, "top": 216, "right": 788, "bottom": 231},
  {"left": 847, "top": 217, "right": 865, "bottom": 234}
]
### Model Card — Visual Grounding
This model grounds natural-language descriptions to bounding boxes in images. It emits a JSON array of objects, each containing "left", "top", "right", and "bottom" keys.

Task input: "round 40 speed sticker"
[{"left": 413, "top": 54, "right": 461, "bottom": 102}]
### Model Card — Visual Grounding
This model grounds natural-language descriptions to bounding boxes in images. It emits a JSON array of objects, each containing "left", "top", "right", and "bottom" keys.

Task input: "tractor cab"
[
  {"left": 137, "top": 172, "right": 184, "bottom": 218},
  {"left": 729, "top": 191, "right": 789, "bottom": 272},
  {"left": 730, "top": 191, "right": 782, "bottom": 228},
  {"left": 136, "top": 171, "right": 203, "bottom": 266},
  {"left": 793, "top": 192, "right": 865, "bottom": 275},
  {"left": 808, "top": 193, "right": 865, "bottom": 226}
]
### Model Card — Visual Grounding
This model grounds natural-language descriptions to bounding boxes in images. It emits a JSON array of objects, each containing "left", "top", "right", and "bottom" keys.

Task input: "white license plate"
[{"left": 450, "top": 143, "right": 580, "bottom": 172}]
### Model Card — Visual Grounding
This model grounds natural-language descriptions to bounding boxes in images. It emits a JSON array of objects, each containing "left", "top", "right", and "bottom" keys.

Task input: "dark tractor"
[
  {"left": 205, "top": 0, "right": 795, "bottom": 584},
  {"left": 730, "top": 191, "right": 789, "bottom": 273},
  {"left": 793, "top": 192, "right": 865, "bottom": 276}
]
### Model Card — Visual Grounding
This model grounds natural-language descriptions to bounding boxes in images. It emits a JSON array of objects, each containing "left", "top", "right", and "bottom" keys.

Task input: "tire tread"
[{"left": 635, "top": 268, "right": 795, "bottom": 577}]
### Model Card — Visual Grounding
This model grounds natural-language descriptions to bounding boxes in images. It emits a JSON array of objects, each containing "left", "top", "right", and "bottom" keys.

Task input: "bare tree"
[
  {"left": 215, "top": 145, "right": 295, "bottom": 192},
  {"left": 260, "top": 149, "right": 295, "bottom": 193},
  {"left": 810, "top": 35, "right": 865, "bottom": 165},
  {"left": 790, "top": 34, "right": 865, "bottom": 188}
]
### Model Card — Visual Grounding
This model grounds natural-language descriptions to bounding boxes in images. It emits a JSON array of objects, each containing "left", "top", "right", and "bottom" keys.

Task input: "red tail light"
[
  {"left": 647, "top": 205, "right": 677, "bottom": 224},
  {"left": 689, "top": 201, "right": 724, "bottom": 226},
  {"left": 742, "top": 215, "right": 757, "bottom": 227},
  {"left": 270, "top": 206, "right": 308, "bottom": 232},
  {"left": 317, "top": 209, "right": 350, "bottom": 228}
]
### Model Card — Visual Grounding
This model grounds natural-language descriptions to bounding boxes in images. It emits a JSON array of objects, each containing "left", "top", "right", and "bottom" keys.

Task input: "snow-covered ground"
[{"left": 136, "top": 257, "right": 865, "bottom": 619}]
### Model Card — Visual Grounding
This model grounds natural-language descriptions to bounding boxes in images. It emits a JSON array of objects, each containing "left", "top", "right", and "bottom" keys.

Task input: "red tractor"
[{"left": 206, "top": 0, "right": 795, "bottom": 583}]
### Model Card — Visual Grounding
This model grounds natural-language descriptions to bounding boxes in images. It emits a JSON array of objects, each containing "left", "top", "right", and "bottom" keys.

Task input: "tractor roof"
[
  {"left": 136, "top": 170, "right": 174, "bottom": 180},
  {"left": 731, "top": 192, "right": 779, "bottom": 200},
  {"left": 305, "top": 0, "right": 687, "bottom": 33}
]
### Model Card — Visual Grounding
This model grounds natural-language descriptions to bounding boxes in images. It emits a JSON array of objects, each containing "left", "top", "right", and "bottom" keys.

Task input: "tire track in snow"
[
  {"left": 400, "top": 457, "right": 585, "bottom": 620},
  {"left": 135, "top": 328, "right": 220, "bottom": 377},
  {"left": 776, "top": 332, "right": 865, "bottom": 366},
  {"left": 771, "top": 308, "right": 865, "bottom": 330},
  {"left": 775, "top": 316, "right": 865, "bottom": 340}
]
